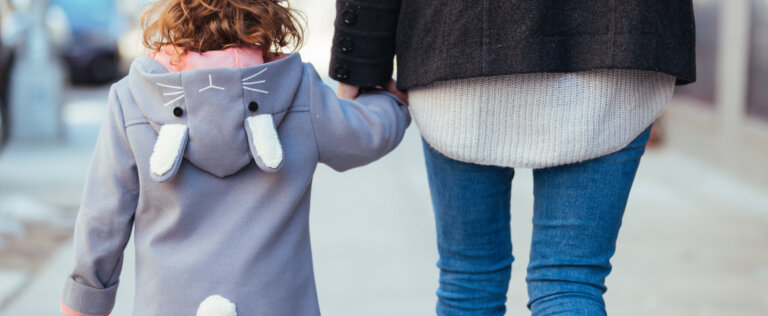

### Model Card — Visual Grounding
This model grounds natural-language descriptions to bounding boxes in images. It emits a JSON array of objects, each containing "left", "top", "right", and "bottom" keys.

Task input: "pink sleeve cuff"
[{"left": 60, "top": 302, "right": 109, "bottom": 316}]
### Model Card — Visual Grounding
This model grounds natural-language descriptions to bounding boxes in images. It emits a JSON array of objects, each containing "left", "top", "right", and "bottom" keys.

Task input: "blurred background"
[{"left": 0, "top": 0, "right": 766, "bottom": 315}]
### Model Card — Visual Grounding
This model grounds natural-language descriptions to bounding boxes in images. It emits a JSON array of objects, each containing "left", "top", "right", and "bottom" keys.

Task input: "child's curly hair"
[{"left": 141, "top": 0, "right": 304, "bottom": 63}]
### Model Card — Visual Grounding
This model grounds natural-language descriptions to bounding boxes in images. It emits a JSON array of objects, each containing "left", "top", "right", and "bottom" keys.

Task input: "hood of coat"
[{"left": 126, "top": 53, "right": 304, "bottom": 182}]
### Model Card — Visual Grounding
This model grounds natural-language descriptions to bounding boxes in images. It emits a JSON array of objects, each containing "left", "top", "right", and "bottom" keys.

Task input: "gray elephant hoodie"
[{"left": 61, "top": 52, "right": 410, "bottom": 316}]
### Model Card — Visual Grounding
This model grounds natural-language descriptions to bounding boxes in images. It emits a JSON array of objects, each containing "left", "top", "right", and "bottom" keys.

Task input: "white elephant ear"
[
  {"left": 245, "top": 114, "right": 284, "bottom": 173},
  {"left": 197, "top": 295, "right": 237, "bottom": 316},
  {"left": 149, "top": 124, "right": 189, "bottom": 182}
]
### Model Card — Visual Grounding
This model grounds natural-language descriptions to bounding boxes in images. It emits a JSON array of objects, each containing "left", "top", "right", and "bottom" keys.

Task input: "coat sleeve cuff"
[
  {"left": 330, "top": 0, "right": 399, "bottom": 86},
  {"left": 329, "top": 54, "right": 394, "bottom": 87},
  {"left": 61, "top": 276, "right": 117, "bottom": 316}
]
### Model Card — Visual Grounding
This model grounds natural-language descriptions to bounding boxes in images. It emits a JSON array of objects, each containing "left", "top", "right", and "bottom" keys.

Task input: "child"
[{"left": 60, "top": 0, "right": 409, "bottom": 315}]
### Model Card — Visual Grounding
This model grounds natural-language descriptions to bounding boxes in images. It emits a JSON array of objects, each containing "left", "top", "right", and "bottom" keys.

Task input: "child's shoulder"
[{"left": 106, "top": 76, "right": 146, "bottom": 128}]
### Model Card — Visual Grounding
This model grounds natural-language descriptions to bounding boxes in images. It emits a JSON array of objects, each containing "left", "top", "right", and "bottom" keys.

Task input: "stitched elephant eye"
[
  {"left": 173, "top": 107, "right": 184, "bottom": 117},
  {"left": 248, "top": 101, "right": 259, "bottom": 112}
]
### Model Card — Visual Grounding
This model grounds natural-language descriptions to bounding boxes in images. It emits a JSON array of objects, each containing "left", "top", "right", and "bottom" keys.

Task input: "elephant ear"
[
  {"left": 244, "top": 114, "right": 284, "bottom": 173},
  {"left": 149, "top": 124, "right": 189, "bottom": 182}
]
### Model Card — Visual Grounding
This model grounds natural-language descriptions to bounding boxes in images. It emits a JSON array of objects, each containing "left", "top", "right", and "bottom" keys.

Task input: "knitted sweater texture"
[{"left": 409, "top": 69, "right": 675, "bottom": 168}]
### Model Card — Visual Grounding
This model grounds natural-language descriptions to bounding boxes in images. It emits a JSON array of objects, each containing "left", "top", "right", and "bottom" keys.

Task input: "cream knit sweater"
[{"left": 408, "top": 69, "right": 676, "bottom": 168}]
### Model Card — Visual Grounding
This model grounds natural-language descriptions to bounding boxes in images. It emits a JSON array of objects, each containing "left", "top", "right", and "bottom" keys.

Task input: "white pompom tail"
[{"left": 196, "top": 295, "right": 237, "bottom": 316}]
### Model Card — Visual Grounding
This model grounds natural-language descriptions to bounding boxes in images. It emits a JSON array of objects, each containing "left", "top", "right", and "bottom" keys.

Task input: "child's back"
[{"left": 60, "top": 1, "right": 409, "bottom": 315}]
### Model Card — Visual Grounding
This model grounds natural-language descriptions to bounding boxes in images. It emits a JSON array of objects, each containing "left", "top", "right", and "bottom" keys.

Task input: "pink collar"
[{"left": 149, "top": 46, "right": 266, "bottom": 72}]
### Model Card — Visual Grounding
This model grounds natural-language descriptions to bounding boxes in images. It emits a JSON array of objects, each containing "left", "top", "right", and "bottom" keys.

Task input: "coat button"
[
  {"left": 248, "top": 101, "right": 259, "bottom": 112},
  {"left": 342, "top": 9, "right": 357, "bottom": 25},
  {"left": 334, "top": 64, "right": 350, "bottom": 80},
  {"left": 339, "top": 38, "right": 354, "bottom": 54},
  {"left": 173, "top": 107, "right": 184, "bottom": 117}
]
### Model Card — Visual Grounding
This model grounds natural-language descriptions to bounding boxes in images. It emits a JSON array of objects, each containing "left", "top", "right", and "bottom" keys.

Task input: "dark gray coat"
[{"left": 330, "top": 0, "right": 696, "bottom": 90}]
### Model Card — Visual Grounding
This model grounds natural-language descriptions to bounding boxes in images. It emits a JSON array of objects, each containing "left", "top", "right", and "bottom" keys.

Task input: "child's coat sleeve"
[
  {"left": 61, "top": 85, "right": 139, "bottom": 316},
  {"left": 309, "top": 73, "right": 410, "bottom": 172}
]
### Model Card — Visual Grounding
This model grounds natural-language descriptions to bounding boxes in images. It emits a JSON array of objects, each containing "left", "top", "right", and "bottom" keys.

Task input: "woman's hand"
[
  {"left": 337, "top": 80, "right": 408, "bottom": 105},
  {"left": 337, "top": 82, "right": 360, "bottom": 100},
  {"left": 382, "top": 79, "right": 408, "bottom": 104}
]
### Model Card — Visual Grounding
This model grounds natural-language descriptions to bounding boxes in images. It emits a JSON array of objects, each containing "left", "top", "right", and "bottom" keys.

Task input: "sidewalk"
[{"left": 0, "top": 85, "right": 107, "bottom": 313}]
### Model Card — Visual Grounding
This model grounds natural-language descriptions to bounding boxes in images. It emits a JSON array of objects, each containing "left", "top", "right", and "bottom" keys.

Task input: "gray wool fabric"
[{"left": 62, "top": 53, "right": 410, "bottom": 316}]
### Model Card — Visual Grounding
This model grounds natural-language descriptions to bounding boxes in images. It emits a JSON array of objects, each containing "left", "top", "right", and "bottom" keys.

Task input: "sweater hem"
[{"left": 419, "top": 122, "right": 655, "bottom": 169}]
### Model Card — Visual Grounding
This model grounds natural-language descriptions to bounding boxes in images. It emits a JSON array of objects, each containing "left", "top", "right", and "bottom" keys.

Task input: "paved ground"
[{"left": 2, "top": 1, "right": 768, "bottom": 315}]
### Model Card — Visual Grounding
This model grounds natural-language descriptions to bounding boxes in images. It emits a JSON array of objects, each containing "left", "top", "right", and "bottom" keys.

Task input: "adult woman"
[{"left": 330, "top": 1, "right": 695, "bottom": 315}]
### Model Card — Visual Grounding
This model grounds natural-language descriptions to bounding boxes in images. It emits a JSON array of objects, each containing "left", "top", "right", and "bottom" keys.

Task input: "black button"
[
  {"left": 248, "top": 101, "right": 259, "bottom": 112},
  {"left": 334, "top": 64, "right": 350, "bottom": 80},
  {"left": 342, "top": 9, "right": 357, "bottom": 25},
  {"left": 339, "top": 38, "right": 354, "bottom": 54},
  {"left": 173, "top": 107, "right": 184, "bottom": 117}
]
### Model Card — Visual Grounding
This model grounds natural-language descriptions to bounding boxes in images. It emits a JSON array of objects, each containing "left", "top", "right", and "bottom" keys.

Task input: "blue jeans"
[{"left": 422, "top": 126, "right": 652, "bottom": 316}]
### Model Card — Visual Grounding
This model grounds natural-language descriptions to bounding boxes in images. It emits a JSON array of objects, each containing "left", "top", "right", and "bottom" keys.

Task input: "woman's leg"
[
  {"left": 422, "top": 140, "right": 516, "bottom": 316},
  {"left": 526, "top": 126, "right": 652, "bottom": 315}
]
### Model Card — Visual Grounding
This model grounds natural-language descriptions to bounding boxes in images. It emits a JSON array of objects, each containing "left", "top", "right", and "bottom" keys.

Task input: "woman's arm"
[{"left": 329, "top": 0, "right": 401, "bottom": 88}]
